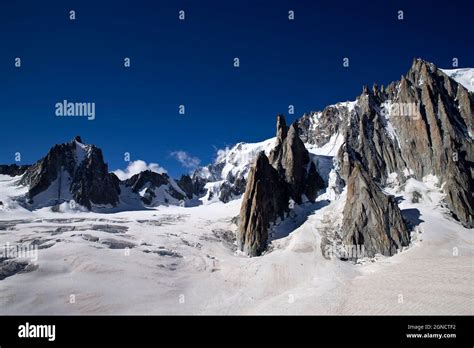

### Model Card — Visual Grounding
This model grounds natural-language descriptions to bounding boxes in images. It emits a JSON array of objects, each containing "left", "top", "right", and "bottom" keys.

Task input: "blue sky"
[{"left": 1, "top": 0, "right": 473, "bottom": 177}]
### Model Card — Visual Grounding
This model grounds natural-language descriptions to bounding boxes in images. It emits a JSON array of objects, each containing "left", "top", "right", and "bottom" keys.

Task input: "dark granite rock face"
[
  {"left": 269, "top": 115, "right": 318, "bottom": 204},
  {"left": 177, "top": 175, "right": 194, "bottom": 199},
  {"left": 336, "top": 90, "right": 406, "bottom": 183},
  {"left": 268, "top": 114, "right": 288, "bottom": 165},
  {"left": 305, "top": 162, "right": 325, "bottom": 202},
  {"left": 69, "top": 149, "right": 121, "bottom": 209},
  {"left": 328, "top": 59, "right": 473, "bottom": 259},
  {"left": 124, "top": 170, "right": 186, "bottom": 205},
  {"left": 0, "top": 258, "right": 37, "bottom": 280},
  {"left": 238, "top": 115, "right": 326, "bottom": 256},
  {"left": 0, "top": 164, "right": 30, "bottom": 177},
  {"left": 218, "top": 176, "right": 247, "bottom": 203},
  {"left": 125, "top": 170, "right": 169, "bottom": 193},
  {"left": 19, "top": 137, "right": 120, "bottom": 209},
  {"left": 272, "top": 122, "right": 310, "bottom": 203},
  {"left": 191, "top": 175, "right": 208, "bottom": 197},
  {"left": 199, "top": 176, "right": 251, "bottom": 205},
  {"left": 238, "top": 152, "right": 289, "bottom": 256},
  {"left": 336, "top": 58, "right": 473, "bottom": 228},
  {"left": 341, "top": 164, "right": 410, "bottom": 257},
  {"left": 298, "top": 103, "right": 353, "bottom": 147},
  {"left": 391, "top": 59, "right": 473, "bottom": 227}
]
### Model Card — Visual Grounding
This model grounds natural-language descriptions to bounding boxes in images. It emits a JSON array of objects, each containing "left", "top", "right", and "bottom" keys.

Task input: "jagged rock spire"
[
  {"left": 238, "top": 115, "right": 325, "bottom": 256},
  {"left": 73, "top": 135, "right": 83, "bottom": 143},
  {"left": 342, "top": 164, "right": 410, "bottom": 257},
  {"left": 238, "top": 151, "right": 289, "bottom": 256},
  {"left": 372, "top": 83, "right": 379, "bottom": 96},
  {"left": 276, "top": 114, "right": 288, "bottom": 140}
]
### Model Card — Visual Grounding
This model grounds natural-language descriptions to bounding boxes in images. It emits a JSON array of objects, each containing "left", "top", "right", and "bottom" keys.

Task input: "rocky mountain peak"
[
  {"left": 238, "top": 151, "right": 289, "bottom": 256},
  {"left": 276, "top": 114, "right": 288, "bottom": 140},
  {"left": 19, "top": 137, "right": 120, "bottom": 210},
  {"left": 124, "top": 170, "right": 187, "bottom": 206},
  {"left": 177, "top": 175, "right": 194, "bottom": 199},
  {"left": 124, "top": 170, "right": 168, "bottom": 192},
  {"left": 73, "top": 135, "right": 83, "bottom": 143},
  {"left": 280, "top": 122, "right": 311, "bottom": 203},
  {"left": 403, "top": 58, "right": 437, "bottom": 90},
  {"left": 372, "top": 83, "right": 379, "bottom": 96},
  {"left": 409, "top": 57, "right": 437, "bottom": 74},
  {"left": 337, "top": 59, "right": 474, "bottom": 228},
  {"left": 238, "top": 115, "right": 325, "bottom": 256},
  {"left": 0, "top": 164, "right": 31, "bottom": 177},
  {"left": 269, "top": 116, "right": 315, "bottom": 203}
]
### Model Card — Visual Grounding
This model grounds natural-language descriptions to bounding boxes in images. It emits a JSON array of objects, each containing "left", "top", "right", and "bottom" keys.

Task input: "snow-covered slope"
[
  {"left": 216, "top": 138, "right": 276, "bottom": 182},
  {"left": 193, "top": 128, "right": 345, "bottom": 204},
  {"left": 0, "top": 172, "right": 471, "bottom": 314},
  {"left": 0, "top": 174, "right": 30, "bottom": 217},
  {"left": 441, "top": 68, "right": 474, "bottom": 92},
  {"left": 195, "top": 138, "right": 276, "bottom": 181},
  {"left": 192, "top": 138, "right": 276, "bottom": 203}
]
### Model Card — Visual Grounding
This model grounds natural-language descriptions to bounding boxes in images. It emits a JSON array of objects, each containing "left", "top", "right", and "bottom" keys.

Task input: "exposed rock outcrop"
[
  {"left": 218, "top": 177, "right": 247, "bottom": 203},
  {"left": 298, "top": 104, "right": 352, "bottom": 147},
  {"left": 341, "top": 164, "right": 410, "bottom": 257},
  {"left": 238, "top": 152, "right": 289, "bottom": 256},
  {"left": 177, "top": 175, "right": 194, "bottom": 199},
  {"left": 270, "top": 117, "right": 311, "bottom": 204},
  {"left": 268, "top": 115, "right": 288, "bottom": 165},
  {"left": 190, "top": 175, "right": 208, "bottom": 197},
  {"left": 392, "top": 59, "right": 473, "bottom": 227},
  {"left": 305, "top": 162, "right": 325, "bottom": 202},
  {"left": 240, "top": 59, "right": 472, "bottom": 259},
  {"left": 0, "top": 164, "right": 30, "bottom": 177},
  {"left": 238, "top": 115, "right": 325, "bottom": 256},
  {"left": 336, "top": 58, "right": 473, "bottom": 227},
  {"left": 124, "top": 170, "right": 186, "bottom": 206},
  {"left": 20, "top": 136, "right": 120, "bottom": 209}
]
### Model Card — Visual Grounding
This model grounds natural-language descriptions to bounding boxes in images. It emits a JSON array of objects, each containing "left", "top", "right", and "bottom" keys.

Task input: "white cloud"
[
  {"left": 170, "top": 151, "right": 201, "bottom": 169},
  {"left": 113, "top": 160, "right": 167, "bottom": 180}
]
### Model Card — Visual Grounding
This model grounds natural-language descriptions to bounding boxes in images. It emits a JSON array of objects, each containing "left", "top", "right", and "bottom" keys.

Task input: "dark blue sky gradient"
[{"left": 1, "top": 0, "right": 473, "bottom": 177}]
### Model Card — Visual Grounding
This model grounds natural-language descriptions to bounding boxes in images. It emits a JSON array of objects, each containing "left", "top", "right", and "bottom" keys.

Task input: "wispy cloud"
[
  {"left": 170, "top": 151, "right": 201, "bottom": 170},
  {"left": 113, "top": 160, "right": 167, "bottom": 180}
]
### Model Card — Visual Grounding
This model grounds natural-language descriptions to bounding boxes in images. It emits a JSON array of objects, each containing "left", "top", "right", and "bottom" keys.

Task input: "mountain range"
[{"left": 1, "top": 59, "right": 472, "bottom": 259}]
